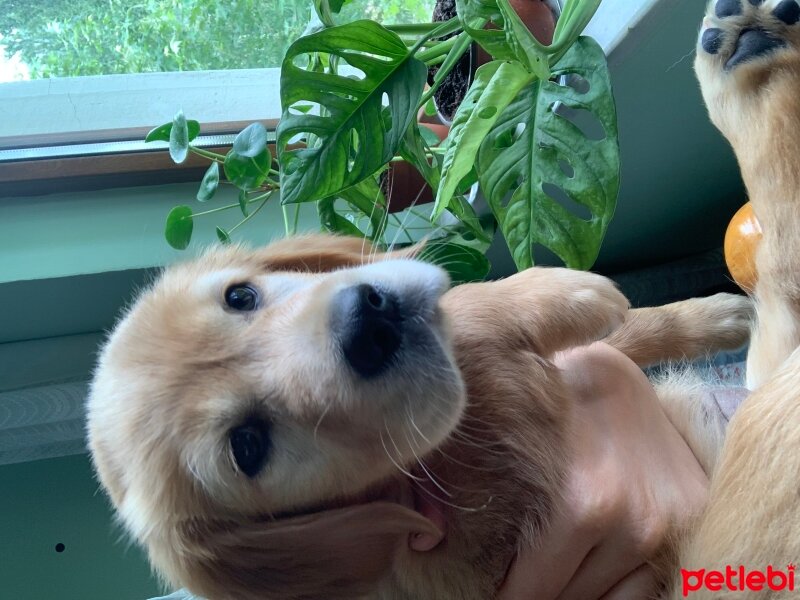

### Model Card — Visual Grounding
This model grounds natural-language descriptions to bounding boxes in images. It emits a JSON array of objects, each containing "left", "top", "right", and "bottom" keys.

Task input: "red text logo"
[{"left": 681, "top": 565, "right": 795, "bottom": 596}]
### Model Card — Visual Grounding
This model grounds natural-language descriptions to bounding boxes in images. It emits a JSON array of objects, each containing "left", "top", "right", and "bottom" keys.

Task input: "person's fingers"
[
  {"left": 598, "top": 565, "right": 659, "bottom": 600},
  {"left": 555, "top": 537, "right": 644, "bottom": 600},
  {"left": 497, "top": 543, "right": 589, "bottom": 600},
  {"left": 497, "top": 503, "right": 605, "bottom": 600}
]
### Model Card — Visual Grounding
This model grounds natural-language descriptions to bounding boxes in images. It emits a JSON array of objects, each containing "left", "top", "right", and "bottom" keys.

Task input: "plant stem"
[
  {"left": 193, "top": 193, "right": 269, "bottom": 218},
  {"left": 409, "top": 17, "right": 462, "bottom": 56},
  {"left": 282, "top": 203, "right": 301, "bottom": 236},
  {"left": 391, "top": 213, "right": 416, "bottom": 244},
  {"left": 385, "top": 22, "right": 446, "bottom": 35},
  {"left": 416, "top": 35, "right": 459, "bottom": 64},
  {"left": 229, "top": 192, "right": 272, "bottom": 234},
  {"left": 190, "top": 146, "right": 225, "bottom": 162}
]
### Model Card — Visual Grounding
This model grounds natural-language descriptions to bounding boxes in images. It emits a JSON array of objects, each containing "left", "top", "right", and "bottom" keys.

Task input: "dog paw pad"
[
  {"left": 717, "top": 0, "right": 743, "bottom": 18},
  {"left": 727, "top": 28, "right": 786, "bottom": 69},
  {"left": 702, "top": 28, "right": 726, "bottom": 54},
  {"left": 774, "top": 0, "right": 800, "bottom": 25}
]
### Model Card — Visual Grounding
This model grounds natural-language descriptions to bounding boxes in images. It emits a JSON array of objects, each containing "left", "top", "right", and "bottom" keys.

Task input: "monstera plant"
[{"left": 152, "top": 0, "right": 619, "bottom": 282}]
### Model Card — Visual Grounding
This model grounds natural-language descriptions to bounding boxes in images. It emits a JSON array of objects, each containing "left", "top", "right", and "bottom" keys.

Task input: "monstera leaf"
[
  {"left": 433, "top": 60, "right": 533, "bottom": 220},
  {"left": 277, "top": 20, "right": 428, "bottom": 206},
  {"left": 476, "top": 37, "right": 619, "bottom": 271},
  {"left": 456, "top": 0, "right": 550, "bottom": 79}
]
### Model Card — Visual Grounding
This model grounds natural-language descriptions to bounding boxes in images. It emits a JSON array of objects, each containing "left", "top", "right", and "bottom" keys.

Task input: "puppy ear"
[
  {"left": 180, "top": 502, "right": 437, "bottom": 600},
  {"left": 257, "top": 234, "right": 375, "bottom": 273},
  {"left": 256, "top": 234, "right": 425, "bottom": 273}
]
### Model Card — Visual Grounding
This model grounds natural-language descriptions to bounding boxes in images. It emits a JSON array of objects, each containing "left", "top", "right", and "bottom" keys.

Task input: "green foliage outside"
[{"left": 0, "top": 0, "right": 434, "bottom": 78}]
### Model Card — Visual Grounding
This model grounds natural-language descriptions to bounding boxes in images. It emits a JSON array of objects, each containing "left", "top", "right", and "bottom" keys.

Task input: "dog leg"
[
  {"left": 668, "top": 345, "right": 800, "bottom": 599},
  {"left": 605, "top": 292, "right": 751, "bottom": 476},
  {"left": 662, "top": 2, "right": 800, "bottom": 596},
  {"left": 441, "top": 267, "right": 629, "bottom": 357},
  {"left": 696, "top": 0, "right": 800, "bottom": 388},
  {"left": 607, "top": 293, "right": 752, "bottom": 368}
]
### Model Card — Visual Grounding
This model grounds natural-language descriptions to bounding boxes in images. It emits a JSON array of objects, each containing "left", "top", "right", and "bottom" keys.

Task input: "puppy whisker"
[
  {"left": 312, "top": 397, "right": 334, "bottom": 441},
  {"left": 405, "top": 404, "right": 432, "bottom": 447},
  {"left": 379, "top": 425, "right": 426, "bottom": 483},
  {"left": 410, "top": 478, "right": 491, "bottom": 514},
  {"left": 401, "top": 423, "right": 454, "bottom": 499}
]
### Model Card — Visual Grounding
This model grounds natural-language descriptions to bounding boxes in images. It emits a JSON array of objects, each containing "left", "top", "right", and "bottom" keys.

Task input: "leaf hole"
[
  {"left": 347, "top": 129, "right": 360, "bottom": 172},
  {"left": 350, "top": 50, "right": 394, "bottom": 63},
  {"left": 532, "top": 243, "right": 563, "bottom": 266},
  {"left": 328, "top": 90, "right": 360, "bottom": 103},
  {"left": 557, "top": 73, "right": 591, "bottom": 94},
  {"left": 498, "top": 176, "right": 525, "bottom": 208},
  {"left": 478, "top": 106, "right": 497, "bottom": 119},
  {"left": 512, "top": 122, "right": 526, "bottom": 143},
  {"left": 292, "top": 53, "right": 312, "bottom": 69},
  {"left": 288, "top": 102, "right": 321, "bottom": 116},
  {"left": 542, "top": 182, "right": 592, "bottom": 221},
  {"left": 494, "top": 129, "right": 514, "bottom": 150},
  {"left": 337, "top": 57, "right": 368, "bottom": 80},
  {"left": 558, "top": 159, "right": 574, "bottom": 179},
  {"left": 552, "top": 103, "right": 606, "bottom": 141}
]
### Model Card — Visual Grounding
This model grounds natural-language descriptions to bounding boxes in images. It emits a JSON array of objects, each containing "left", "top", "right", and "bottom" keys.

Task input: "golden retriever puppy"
[
  {"left": 669, "top": 1, "right": 800, "bottom": 596},
  {"left": 88, "top": 234, "right": 750, "bottom": 599}
]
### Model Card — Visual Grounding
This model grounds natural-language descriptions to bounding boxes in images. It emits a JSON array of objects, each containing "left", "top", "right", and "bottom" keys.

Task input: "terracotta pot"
[
  {"left": 393, "top": 2, "right": 557, "bottom": 211},
  {"left": 382, "top": 123, "right": 450, "bottom": 213},
  {"left": 431, "top": 0, "right": 559, "bottom": 123}
]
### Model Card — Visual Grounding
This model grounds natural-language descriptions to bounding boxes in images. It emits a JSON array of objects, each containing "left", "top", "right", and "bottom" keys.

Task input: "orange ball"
[{"left": 724, "top": 202, "right": 762, "bottom": 293}]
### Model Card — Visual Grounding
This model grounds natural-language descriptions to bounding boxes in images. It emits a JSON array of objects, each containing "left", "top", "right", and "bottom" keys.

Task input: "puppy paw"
[
  {"left": 714, "top": 292, "right": 755, "bottom": 343},
  {"left": 545, "top": 268, "right": 630, "bottom": 342},
  {"left": 689, "top": 292, "right": 754, "bottom": 350},
  {"left": 695, "top": 0, "right": 800, "bottom": 135}
]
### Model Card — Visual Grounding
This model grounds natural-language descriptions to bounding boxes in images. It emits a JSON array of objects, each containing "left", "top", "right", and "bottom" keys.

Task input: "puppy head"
[{"left": 87, "top": 235, "right": 464, "bottom": 598}]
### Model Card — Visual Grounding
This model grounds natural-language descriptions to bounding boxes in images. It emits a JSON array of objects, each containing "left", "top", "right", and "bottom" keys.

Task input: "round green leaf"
[
  {"left": 224, "top": 147, "right": 271, "bottom": 190},
  {"left": 169, "top": 110, "right": 190, "bottom": 164},
  {"left": 145, "top": 119, "right": 201, "bottom": 143},
  {"left": 232, "top": 123, "right": 269, "bottom": 158},
  {"left": 165, "top": 205, "right": 194, "bottom": 250},
  {"left": 196, "top": 162, "right": 220, "bottom": 202}
]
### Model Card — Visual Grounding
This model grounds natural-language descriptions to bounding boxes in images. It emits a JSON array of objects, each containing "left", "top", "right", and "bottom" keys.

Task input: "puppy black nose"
[{"left": 332, "top": 284, "right": 402, "bottom": 378}]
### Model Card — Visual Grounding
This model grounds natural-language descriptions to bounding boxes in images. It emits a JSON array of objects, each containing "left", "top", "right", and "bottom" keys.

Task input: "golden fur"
[
  {"left": 667, "top": 1, "right": 800, "bottom": 597},
  {"left": 87, "top": 2, "right": 800, "bottom": 596},
  {"left": 87, "top": 231, "right": 750, "bottom": 599}
]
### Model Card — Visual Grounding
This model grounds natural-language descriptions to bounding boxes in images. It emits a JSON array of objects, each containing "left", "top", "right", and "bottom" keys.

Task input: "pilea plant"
[{"left": 151, "top": 0, "right": 619, "bottom": 282}]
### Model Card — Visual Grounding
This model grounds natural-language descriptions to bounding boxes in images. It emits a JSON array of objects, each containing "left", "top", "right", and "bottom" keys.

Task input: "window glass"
[{"left": 0, "top": 0, "right": 435, "bottom": 82}]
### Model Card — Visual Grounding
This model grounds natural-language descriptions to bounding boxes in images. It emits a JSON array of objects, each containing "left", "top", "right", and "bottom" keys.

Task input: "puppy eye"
[
  {"left": 225, "top": 284, "right": 258, "bottom": 311},
  {"left": 230, "top": 419, "right": 271, "bottom": 478}
]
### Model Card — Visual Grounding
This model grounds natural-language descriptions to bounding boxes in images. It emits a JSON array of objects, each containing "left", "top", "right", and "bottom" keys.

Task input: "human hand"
[{"left": 497, "top": 343, "right": 709, "bottom": 599}]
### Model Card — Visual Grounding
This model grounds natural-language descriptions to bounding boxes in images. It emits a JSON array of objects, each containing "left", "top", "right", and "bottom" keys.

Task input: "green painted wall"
[{"left": 0, "top": 454, "right": 162, "bottom": 599}]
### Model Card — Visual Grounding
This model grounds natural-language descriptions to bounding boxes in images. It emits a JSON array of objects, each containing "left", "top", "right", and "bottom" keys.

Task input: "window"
[
  {"left": 0, "top": 0, "right": 645, "bottom": 194},
  {"left": 0, "top": 0, "right": 435, "bottom": 194},
  {"left": 0, "top": 1, "right": 435, "bottom": 141}
]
